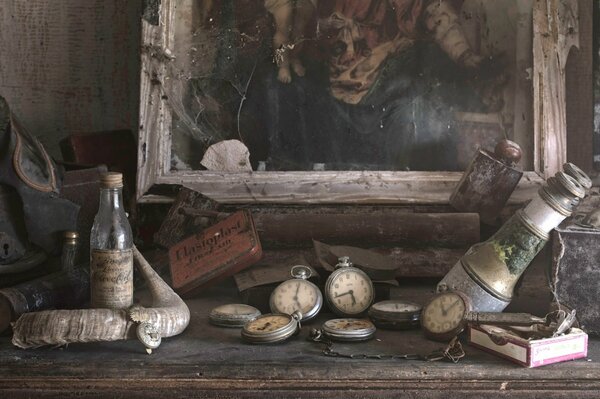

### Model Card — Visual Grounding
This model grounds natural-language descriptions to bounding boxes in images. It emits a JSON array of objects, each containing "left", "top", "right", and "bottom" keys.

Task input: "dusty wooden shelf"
[{"left": 0, "top": 290, "right": 599, "bottom": 398}]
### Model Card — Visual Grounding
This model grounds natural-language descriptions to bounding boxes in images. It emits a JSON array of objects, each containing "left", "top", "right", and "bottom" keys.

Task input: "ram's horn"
[
  {"left": 11, "top": 308, "right": 132, "bottom": 348},
  {"left": 11, "top": 246, "right": 190, "bottom": 351}
]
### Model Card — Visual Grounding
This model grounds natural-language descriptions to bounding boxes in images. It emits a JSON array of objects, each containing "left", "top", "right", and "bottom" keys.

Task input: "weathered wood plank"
[
  {"left": 253, "top": 211, "right": 479, "bottom": 248},
  {"left": 384, "top": 247, "right": 463, "bottom": 278},
  {"left": 155, "top": 188, "right": 486, "bottom": 249},
  {"left": 533, "top": 0, "right": 579, "bottom": 178},
  {"left": 154, "top": 189, "right": 481, "bottom": 249},
  {"left": 164, "top": 170, "right": 544, "bottom": 205},
  {"left": 2, "top": 379, "right": 600, "bottom": 399},
  {"left": 0, "top": 289, "right": 598, "bottom": 398},
  {"left": 137, "top": 3, "right": 170, "bottom": 199}
]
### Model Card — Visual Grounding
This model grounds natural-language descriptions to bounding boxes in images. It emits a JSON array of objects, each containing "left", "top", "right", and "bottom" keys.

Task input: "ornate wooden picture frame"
[{"left": 137, "top": 0, "right": 580, "bottom": 204}]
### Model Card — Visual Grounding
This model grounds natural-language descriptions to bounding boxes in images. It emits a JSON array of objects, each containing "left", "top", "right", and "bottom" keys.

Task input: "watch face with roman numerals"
[{"left": 325, "top": 267, "right": 374, "bottom": 316}]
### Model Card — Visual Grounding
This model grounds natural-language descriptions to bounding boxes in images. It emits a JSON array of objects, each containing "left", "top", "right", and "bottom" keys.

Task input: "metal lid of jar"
[
  {"left": 539, "top": 172, "right": 585, "bottom": 217},
  {"left": 563, "top": 163, "right": 592, "bottom": 190}
]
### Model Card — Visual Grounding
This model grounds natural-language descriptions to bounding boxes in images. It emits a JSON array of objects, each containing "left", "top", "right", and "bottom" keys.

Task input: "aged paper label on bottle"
[{"left": 90, "top": 249, "right": 133, "bottom": 309}]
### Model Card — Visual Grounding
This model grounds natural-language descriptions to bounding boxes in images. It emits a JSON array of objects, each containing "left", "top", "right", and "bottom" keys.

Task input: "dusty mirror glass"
[{"left": 165, "top": 0, "right": 533, "bottom": 172}]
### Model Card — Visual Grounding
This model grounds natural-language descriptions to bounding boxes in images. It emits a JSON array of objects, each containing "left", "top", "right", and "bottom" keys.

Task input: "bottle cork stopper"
[
  {"left": 101, "top": 172, "right": 124, "bottom": 188},
  {"left": 63, "top": 231, "right": 79, "bottom": 245}
]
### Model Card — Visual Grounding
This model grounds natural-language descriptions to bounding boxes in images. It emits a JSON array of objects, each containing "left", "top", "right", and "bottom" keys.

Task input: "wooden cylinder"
[
  {"left": 380, "top": 247, "right": 464, "bottom": 278},
  {"left": 253, "top": 212, "right": 480, "bottom": 248}
]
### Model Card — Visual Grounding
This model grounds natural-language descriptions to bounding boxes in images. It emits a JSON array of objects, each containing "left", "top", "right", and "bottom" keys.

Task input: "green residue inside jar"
[{"left": 487, "top": 214, "right": 547, "bottom": 275}]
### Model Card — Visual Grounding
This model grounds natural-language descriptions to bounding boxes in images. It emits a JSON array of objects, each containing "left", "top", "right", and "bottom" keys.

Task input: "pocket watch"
[
  {"left": 136, "top": 322, "right": 161, "bottom": 354},
  {"left": 421, "top": 291, "right": 472, "bottom": 342},
  {"left": 368, "top": 300, "right": 422, "bottom": 330},
  {"left": 269, "top": 265, "right": 323, "bottom": 321},
  {"left": 241, "top": 311, "right": 302, "bottom": 344},
  {"left": 321, "top": 318, "right": 376, "bottom": 342},
  {"left": 325, "top": 257, "right": 374, "bottom": 316},
  {"left": 209, "top": 304, "right": 261, "bottom": 327}
]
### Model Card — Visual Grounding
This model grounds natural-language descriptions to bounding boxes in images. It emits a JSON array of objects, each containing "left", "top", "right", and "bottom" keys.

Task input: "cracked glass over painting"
[{"left": 166, "top": 0, "right": 534, "bottom": 172}]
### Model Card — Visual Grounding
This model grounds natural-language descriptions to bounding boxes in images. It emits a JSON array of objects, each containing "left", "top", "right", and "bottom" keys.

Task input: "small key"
[
  {"left": 466, "top": 310, "right": 577, "bottom": 339},
  {"left": 550, "top": 309, "right": 577, "bottom": 337}
]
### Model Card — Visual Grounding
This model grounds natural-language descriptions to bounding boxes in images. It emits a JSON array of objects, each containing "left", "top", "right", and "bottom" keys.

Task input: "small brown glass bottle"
[{"left": 90, "top": 172, "right": 133, "bottom": 309}]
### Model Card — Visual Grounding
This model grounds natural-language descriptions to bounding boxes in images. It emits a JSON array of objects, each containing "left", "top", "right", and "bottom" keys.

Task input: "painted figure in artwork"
[
  {"left": 317, "top": 0, "right": 483, "bottom": 104},
  {"left": 258, "top": 0, "right": 498, "bottom": 170},
  {"left": 177, "top": 0, "right": 512, "bottom": 171},
  {"left": 265, "top": 0, "right": 318, "bottom": 83}
]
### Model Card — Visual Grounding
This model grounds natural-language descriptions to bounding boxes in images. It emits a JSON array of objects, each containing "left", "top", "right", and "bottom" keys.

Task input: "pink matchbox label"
[
  {"left": 529, "top": 334, "right": 588, "bottom": 367},
  {"left": 469, "top": 326, "right": 588, "bottom": 368}
]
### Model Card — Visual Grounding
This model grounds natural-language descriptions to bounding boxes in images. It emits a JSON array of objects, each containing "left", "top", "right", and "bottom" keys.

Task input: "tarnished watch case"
[
  {"left": 241, "top": 311, "right": 302, "bottom": 344},
  {"left": 324, "top": 258, "right": 374, "bottom": 317},
  {"left": 368, "top": 300, "right": 422, "bottom": 330},
  {"left": 322, "top": 318, "right": 376, "bottom": 342},
  {"left": 209, "top": 304, "right": 261, "bottom": 328},
  {"left": 269, "top": 265, "right": 323, "bottom": 322}
]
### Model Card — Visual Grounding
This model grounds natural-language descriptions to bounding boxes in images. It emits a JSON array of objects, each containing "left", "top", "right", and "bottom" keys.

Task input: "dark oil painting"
[{"left": 166, "top": 0, "right": 534, "bottom": 172}]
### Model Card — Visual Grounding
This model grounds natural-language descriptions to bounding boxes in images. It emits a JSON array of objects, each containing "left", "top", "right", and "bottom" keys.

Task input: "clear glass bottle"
[
  {"left": 90, "top": 172, "right": 133, "bottom": 309},
  {"left": 61, "top": 231, "right": 79, "bottom": 270}
]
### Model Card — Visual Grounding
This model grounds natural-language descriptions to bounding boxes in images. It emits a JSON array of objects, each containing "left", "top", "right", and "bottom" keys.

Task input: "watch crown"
[
  {"left": 336, "top": 256, "right": 352, "bottom": 268},
  {"left": 292, "top": 310, "right": 303, "bottom": 321},
  {"left": 291, "top": 265, "right": 311, "bottom": 280}
]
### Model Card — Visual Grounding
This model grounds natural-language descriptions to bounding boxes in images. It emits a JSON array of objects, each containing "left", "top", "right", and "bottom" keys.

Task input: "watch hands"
[
  {"left": 446, "top": 299, "right": 460, "bottom": 314},
  {"left": 441, "top": 300, "right": 460, "bottom": 316},
  {"left": 292, "top": 283, "right": 303, "bottom": 309},
  {"left": 334, "top": 290, "right": 356, "bottom": 305},
  {"left": 334, "top": 289, "right": 354, "bottom": 298}
]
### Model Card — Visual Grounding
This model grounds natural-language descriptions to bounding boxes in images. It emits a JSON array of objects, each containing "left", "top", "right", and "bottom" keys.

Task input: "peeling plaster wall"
[
  {"left": 0, "top": 0, "right": 142, "bottom": 158},
  {"left": 594, "top": 0, "right": 600, "bottom": 169}
]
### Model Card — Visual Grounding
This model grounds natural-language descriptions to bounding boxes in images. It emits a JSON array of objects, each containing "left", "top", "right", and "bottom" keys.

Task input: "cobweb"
[{"left": 163, "top": 2, "right": 271, "bottom": 170}]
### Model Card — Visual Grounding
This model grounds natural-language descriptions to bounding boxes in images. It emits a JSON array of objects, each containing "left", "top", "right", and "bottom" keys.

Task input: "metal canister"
[{"left": 450, "top": 139, "right": 523, "bottom": 225}]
